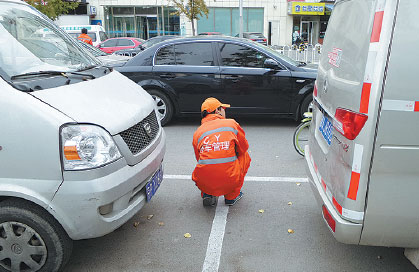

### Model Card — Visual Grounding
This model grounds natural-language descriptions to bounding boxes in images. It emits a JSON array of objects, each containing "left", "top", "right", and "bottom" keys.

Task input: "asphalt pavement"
[{"left": 64, "top": 116, "right": 417, "bottom": 272}]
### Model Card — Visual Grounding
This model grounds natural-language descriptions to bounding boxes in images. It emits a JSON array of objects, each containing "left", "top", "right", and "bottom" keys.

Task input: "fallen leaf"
[
  {"left": 158, "top": 222, "right": 165, "bottom": 226},
  {"left": 258, "top": 209, "right": 265, "bottom": 213},
  {"left": 288, "top": 202, "right": 293, "bottom": 206},
  {"left": 184, "top": 233, "right": 192, "bottom": 238},
  {"left": 296, "top": 183, "right": 301, "bottom": 186},
  {"left": 133, "top": 222, "right": 140, "bottom": 228},
  {"left": 147, "top": 215, "right": 154, "bottom": 220},
  {"left": 288, "top": 229, "right": 294, "bottom": 234}
]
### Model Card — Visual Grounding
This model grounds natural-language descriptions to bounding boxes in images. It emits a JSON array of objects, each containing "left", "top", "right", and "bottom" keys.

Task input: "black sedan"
[{"left": 117, "top": 36, "right": 317, "bottom": 125}]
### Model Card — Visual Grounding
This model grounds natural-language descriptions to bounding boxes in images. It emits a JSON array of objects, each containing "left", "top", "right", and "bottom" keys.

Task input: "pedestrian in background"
[
  {"left": 192, "top": 97, "right": 251, "bottom": 207},
  {"left": 77, "top": 28, "right": 93, "bottom": 45}
]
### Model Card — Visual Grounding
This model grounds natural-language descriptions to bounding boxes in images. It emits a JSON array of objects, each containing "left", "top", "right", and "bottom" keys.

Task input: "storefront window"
[
  {"left": 104, "top": 6, "right": 179, "bottom": 39},
  {"left": 197, "top": 8, "right": 264, "bottom": 36}
]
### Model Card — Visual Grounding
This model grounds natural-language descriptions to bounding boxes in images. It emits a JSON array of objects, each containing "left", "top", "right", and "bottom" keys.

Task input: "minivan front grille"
[{"left": 119, "top": 110, "right": 160, "bottom": 155}]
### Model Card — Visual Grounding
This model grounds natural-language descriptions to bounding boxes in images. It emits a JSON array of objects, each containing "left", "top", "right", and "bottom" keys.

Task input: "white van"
[
  {"left": 61, "top": 25, "right": 108, "bottom": 47},
  {"left": 305, "top": 0, "right": 419, "bottom": 266},
  {"left": 0, "top": 0, "right": 165, "bottom": 271}
]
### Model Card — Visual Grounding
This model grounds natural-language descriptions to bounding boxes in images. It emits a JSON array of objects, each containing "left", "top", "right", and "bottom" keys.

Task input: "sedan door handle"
[
  {"left": 224, "top": 75, "right": 240, "bottom": 80},
  {"left": 160, "top": 73, "right": 176, "bottom": 79}
]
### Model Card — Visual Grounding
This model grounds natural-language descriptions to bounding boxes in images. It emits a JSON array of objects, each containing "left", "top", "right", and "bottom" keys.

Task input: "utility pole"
[{"left": 239, "top": 0, "right": 243, "bottom": 38}]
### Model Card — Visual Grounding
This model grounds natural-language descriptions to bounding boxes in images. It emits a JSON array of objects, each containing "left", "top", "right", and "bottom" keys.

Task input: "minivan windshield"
[{"left": 0, "top": 2, "right": 99, "bottom": 78}]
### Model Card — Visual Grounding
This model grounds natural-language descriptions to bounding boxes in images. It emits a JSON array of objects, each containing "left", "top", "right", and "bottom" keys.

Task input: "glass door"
[
  {"left": 114, "top": 16, "right": 135, "bottom": 37},
  {"left": 300, "top": 21, "right": 319, "bottom": 45}
]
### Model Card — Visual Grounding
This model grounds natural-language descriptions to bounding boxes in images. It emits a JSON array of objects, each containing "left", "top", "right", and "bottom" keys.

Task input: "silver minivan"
[
  {"left": 306, "top": 0, "right": 419, "bottom": 255},
  {"left": 0, "top": 0, "right": 165, "bottom": 271}
]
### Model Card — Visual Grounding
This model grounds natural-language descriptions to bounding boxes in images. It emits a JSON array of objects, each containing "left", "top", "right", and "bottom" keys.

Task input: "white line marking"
[
  {"left": 202, "top": 197, "right": 229, "bottom": 272},
  {"left": 163, "top": 174, "right": 308, "bottom": 183}
]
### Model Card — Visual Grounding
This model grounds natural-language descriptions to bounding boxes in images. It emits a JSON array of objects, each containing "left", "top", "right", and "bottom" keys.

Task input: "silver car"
[{"left": 0, "top": 0, "right": 165, "bottom": 271}]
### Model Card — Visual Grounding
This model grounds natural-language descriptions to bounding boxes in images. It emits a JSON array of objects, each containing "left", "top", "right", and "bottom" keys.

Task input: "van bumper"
[
  {"left": 305, "top": 145, "right": 362, "bottom": 245},
  {"left": 50, "top": 129, "right": 166, "bottom": 240}
]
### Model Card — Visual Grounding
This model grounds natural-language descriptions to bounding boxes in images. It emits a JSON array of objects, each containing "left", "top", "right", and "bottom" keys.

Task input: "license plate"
[
  {"left": 145, "top": 166, "right": 163, "bottom": 202},
  {"left": 319, "top": 114, "right": 333, "bottom": 145}
]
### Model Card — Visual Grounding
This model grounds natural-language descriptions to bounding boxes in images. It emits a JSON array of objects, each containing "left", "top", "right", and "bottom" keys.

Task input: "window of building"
[
  {"left": 174, "top": 43, "right": 214, "bottom": 66},
  {"left": 197, "top": 8, "right": 264, "bottom": 37}
]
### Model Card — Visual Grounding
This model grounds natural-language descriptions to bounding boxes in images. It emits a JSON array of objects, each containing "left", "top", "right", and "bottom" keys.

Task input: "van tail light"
[
  {"left": 322, "top": 205, "right": 336, "bottom": 232},
  {"left": 333, "top": 108, "right": 368, "bottom": 140},
  {"left": 313, "top": 81, "right": 318, "bottom": 97}
]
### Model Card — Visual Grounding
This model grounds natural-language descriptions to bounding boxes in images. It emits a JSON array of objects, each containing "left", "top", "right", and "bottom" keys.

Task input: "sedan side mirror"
[{"left": 264, "top": 58, "right": 280, "bottom": 70}]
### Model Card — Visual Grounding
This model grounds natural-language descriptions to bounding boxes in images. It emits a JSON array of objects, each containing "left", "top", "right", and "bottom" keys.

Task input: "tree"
[
  {"left": 171, "top": 0, "right": 209, "bottom": 36},
  {"left": 26, "top": 0, "right": 79, "bottom": 20}
]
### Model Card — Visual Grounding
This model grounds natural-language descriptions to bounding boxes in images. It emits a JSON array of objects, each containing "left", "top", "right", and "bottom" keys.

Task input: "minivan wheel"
[
  {"left": 0, "top": 199, "right": 73, "bottom": 272},
  {"left": 148, "top": 89, "right": 174, "bottom": 126},
  {"left": 300, "top": 94, "right": 314, "bottom": 119}
]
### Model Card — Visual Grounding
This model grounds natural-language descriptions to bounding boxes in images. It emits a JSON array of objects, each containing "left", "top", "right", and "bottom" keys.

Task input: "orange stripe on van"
[
  {"left": 415, "top": 101, "right": 419, "bottom": 112},
  {"left": 333, "top": 197, "right": 342, "bottom": 215},
  {"left": 360, "top": 82, "right": 372, "bottom": 114},
  {"left": 370, "top": 11, "right": 384, "bottom": 43},
  {"left": 347, "top": 172, "right": 361, "bottom": 200}
]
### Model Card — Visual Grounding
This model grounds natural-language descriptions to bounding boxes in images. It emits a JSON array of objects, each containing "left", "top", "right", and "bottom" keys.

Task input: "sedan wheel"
[
  {"left": 148, "top": 89, "right": 174, "bottom": 126},
  {"left": 151, "top": 94, "right": 167, "bottom": 121}
]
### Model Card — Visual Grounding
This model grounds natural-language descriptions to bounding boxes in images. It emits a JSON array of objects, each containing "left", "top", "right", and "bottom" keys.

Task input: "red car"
[{"left": 96, "top": 37, "right": 144, "bottom": 54}]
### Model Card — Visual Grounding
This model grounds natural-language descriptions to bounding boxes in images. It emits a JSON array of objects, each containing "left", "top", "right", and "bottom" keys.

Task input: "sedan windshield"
[{"left": 0, "top": 2, "right": 98, "bottom": 78}]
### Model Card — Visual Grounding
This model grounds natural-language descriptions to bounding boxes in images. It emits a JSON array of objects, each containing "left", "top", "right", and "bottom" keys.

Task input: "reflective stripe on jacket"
[
  {"left": 77, "top": 34, "right": 93, "bottom": 45},
  {"left": 192, "top": 114, "right": 251, "bottom": 196}
]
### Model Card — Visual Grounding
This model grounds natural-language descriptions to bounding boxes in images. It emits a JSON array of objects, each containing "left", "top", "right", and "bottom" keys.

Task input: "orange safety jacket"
[
  {"left": 77, "top": 33, "right": 93, "bottom": 45},
  {"left": 192, "top": 114, "right": 251, "bottom": 197}
]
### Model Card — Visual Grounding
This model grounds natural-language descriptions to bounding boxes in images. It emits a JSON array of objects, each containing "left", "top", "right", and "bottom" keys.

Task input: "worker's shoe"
[
  {"left": 225, "top": 192, "right": 244, "bottom": 206},
  {"left": 203, "top": 193, "right": 217, "bottom": 207}
]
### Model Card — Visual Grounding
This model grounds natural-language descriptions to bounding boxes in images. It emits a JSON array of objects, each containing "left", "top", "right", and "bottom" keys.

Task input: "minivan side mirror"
[{"left": 264, "top": 58, "right": 279, "bottom": 70}]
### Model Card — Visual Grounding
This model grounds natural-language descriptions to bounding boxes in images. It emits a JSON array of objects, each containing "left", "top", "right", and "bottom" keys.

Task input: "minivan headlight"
[{"left": 61, "top": 124, "right": 122, "bottom": 170}]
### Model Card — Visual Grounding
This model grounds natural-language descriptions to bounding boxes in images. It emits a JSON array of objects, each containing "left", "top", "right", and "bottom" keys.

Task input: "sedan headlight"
[{"left": 61, "top": 124, "right": 122, "bottom": 170}]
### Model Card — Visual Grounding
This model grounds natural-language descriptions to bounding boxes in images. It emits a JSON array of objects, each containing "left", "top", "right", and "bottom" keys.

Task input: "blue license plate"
[
  {"left": 319, "top": 115, "right": 333, "bottom": 145},
  {"left": 146, "top": 166, "right": 163, "bottom": 202}
]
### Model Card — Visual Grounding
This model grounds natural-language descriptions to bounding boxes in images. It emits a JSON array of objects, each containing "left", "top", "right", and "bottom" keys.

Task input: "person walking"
[
  {"left": 192, "top": 97, "right": 251, "bottom": 207},
  {"left": 77, "top": 28, "right": 93, "bottom": 45}
]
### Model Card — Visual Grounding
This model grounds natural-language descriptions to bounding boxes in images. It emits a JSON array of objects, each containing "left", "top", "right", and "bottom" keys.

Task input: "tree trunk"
[{"left": 191, "top": 19, "right": 195, "bottom": 36}]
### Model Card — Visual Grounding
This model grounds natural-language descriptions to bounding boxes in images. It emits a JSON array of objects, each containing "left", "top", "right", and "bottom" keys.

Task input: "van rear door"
[
  {"left": 359, "top": 0, "right": 419, "bottom": 248},
  {"left": 307, "top": 0, "right": 396, "bottom": 236}
]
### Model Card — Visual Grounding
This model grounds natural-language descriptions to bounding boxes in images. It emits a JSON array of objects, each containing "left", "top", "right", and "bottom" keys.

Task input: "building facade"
[{"left": 60, "top": 0, "right": 334, "bottom": 46}]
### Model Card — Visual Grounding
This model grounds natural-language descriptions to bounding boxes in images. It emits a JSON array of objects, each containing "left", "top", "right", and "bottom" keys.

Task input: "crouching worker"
[{"left": 192, "top": 97, "right": 251, "bottom": 207}]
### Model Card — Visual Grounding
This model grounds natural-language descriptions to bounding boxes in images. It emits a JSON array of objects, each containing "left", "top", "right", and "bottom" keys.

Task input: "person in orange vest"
[
  {"left": 77, "top": 28, "right": 93, "bottom": 45},
  {"left": 192, "top": 97, "right": 251, "bottom": 206}
]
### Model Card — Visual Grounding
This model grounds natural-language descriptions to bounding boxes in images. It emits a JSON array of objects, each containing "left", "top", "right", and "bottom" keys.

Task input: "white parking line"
[
  {"left": 202, "top": 197, "right": 229, "bottom": 272},
  {"left": 163, "top": 174, "right": 308, "bottom": 183},
  {"left": 164, "top": 174, "right": 308, "bottom": 272}
]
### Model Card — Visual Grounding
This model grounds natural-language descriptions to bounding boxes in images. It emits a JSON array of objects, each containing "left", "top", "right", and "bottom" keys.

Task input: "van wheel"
[
  {"left": 300, "top": 94, "right": 314, "bottom": 119},
  {"left": 0, "top": 199, "right": 73, "bottom": 272},
  {"left": 148, "top": 89, "right": 174, "bottom": 126}
]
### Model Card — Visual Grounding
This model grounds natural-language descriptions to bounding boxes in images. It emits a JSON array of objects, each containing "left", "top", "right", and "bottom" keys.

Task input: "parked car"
[
  {"left": 305, "top": 0, "right": 419, "bottom": 262},
  {"left": 61, "top": 25, "right": 108, "bottom": 47},
  {"left": 0, "top": 1, "right": 166, "bottom": 271},
  {"left": 77, "top": 40, "right": 131, "bottom": 67},
  {"left": 236, "top": 32, "right": 267, "bottom": 46},
  {"left": 199, "top": 32, "right": 223, "bottom": 36},
  {"left": 114, "top": 35, "right": 179, "bottom": 57},
  {"left": 97, "top": 37, "right": 145, "bottom": 54},
  {"left": 117, "top": 36, "right": 316, "bottom": 125}
]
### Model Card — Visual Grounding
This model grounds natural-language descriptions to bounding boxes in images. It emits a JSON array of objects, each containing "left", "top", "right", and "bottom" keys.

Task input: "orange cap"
[{"left": 201, "top": 97, "right": 230, "bottom": 113}]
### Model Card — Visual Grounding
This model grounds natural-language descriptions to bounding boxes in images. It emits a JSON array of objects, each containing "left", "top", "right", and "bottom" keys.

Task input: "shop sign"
[{"left": 288, "top": 2, "right": 325, "bottom": 15}]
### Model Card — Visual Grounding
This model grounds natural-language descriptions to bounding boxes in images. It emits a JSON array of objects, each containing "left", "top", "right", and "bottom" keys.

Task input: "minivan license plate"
[
  {"left": 146, "top": 166, "right": 163, "bottom": 202},
  {"left": 319, "top": 115, "right": 333, "bottom": 145}
]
